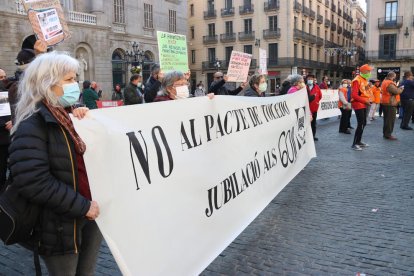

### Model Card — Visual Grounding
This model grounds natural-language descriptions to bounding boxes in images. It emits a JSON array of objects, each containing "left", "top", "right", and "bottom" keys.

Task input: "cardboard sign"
[
  {"left": 157, "top": 31, "right": 189, "bottom": 73},
  {"left": 259, "top": 48, "right": 268, "bottom": 75},
  {"left": 23, "top": 0, "right": 70, "bottom": 46},
  {"left": 0, "top": 92, "right": 11, "bottom": 117},
  {"left": 317, "top": 89, "right": 341, "bottom": 119},
  {"left": 226, "top": 51, "right": 252, "bottom": 82}
]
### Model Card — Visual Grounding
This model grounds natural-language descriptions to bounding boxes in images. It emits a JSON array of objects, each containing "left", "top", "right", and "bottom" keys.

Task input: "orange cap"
[{"left": 359, "top": 64, "right": 373, "bottom": 72}]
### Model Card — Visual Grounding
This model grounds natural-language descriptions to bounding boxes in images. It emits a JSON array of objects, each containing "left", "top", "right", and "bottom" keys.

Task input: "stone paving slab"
[{"left": 1, "top": 115, "right": 413, "bottom": 275}]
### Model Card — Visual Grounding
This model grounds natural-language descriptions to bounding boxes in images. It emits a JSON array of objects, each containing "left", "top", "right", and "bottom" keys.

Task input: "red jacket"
[
  {"left": 307, "top": 85, "right": 322, "bottom": 113},
  {"left": 351, "top": 75, "right": 370, "bottom": 110}
]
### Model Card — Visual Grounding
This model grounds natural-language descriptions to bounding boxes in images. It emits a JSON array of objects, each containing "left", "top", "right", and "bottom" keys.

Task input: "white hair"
[
  {"left": 288, "top": 74, "right": 304, "bottom": 86},
  {"left": 12, "top": 51, "right": 79, "bottom": 133}
]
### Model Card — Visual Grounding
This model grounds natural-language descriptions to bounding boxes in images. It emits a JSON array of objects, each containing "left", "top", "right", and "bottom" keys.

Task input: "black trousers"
[
  {"left": 382, "top": 104, "right": 397, "bottom": 137},
  {"left": 400, "top": 99, "right": 414, "bottom": 128},
  {"left": 311, "top": 112, "right": 317, "bottom": 138},
  {"left": 0, "top": 144, "right": 8, "bottom": 191},
  {"left": 352, "top": 108, "right": 366, "bottom": 146},
  {"left": 339, "top": 108, "right": 352, "bottom": 132}
]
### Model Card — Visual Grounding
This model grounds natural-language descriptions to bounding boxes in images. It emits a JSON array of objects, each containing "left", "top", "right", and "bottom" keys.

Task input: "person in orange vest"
[
  {"left": 381, "top": 71, "right": 404, "bottom": 140},
  {"left": 368, "top": 79, "right": 381, "bottom": 121},
  {"left": 338, "top": 79, "right": 352, "bottom": 134},
  {"left": 350, "top": 64, "right": 372, "bottom": 151}
]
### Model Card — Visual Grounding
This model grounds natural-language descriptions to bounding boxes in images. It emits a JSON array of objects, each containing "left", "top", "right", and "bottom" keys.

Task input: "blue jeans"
[{"left": 42, "top": 220, "right": 102, "bottom": 276}]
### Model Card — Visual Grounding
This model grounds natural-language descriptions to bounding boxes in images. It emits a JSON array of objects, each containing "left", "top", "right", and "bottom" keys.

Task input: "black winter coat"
[
  {"left": 209, "top": 79, "right": 243, "bottom": 95},
  {"left": 8, "top": 102, "right": 91, "bottom": 256}
]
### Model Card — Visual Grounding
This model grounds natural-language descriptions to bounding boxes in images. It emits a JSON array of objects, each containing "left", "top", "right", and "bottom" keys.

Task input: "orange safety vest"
[
  {"left": 371, "top": 86, "right": 381, "bottom": 104},
  {"left": 338, "top": 87, "right": 347, "bottom": 108},
  {"left": 352, "top": 75, "right": 370, "bottom": 100},
  {"left": 381, "top": 79, "right": 400, "bottom": 105}
]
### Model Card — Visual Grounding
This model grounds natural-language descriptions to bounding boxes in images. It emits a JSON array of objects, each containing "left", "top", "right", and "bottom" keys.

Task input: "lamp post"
[{"left": 125, "top": 41, "right": 146, "bottom": 74}]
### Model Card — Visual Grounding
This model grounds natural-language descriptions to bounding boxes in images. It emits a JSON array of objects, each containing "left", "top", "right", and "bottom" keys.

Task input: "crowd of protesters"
[{"left": 1, "top": 37, "right": 414, "bottom": 275}]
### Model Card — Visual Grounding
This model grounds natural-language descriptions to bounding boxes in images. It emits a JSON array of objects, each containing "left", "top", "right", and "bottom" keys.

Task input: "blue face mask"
[{"left": 58, "top": 82, "right": 80, "bottom": 107}]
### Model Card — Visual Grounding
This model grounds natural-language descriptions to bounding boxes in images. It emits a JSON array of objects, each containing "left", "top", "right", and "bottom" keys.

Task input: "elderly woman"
[
  {"left": 154, "top": 71, "right": 189, "bottom": 101},
  {"left": 245, "top": 74, "right": 267, "bottom": 97},
  {"left": 287, "top": 74, "right": 306, "bottom": 94},
  {"left": 9, "top": 51, "right": 101, "bottom": 274}
]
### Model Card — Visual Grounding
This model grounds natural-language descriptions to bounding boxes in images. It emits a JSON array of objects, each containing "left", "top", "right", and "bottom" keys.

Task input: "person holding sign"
[
  {"left": 338, "top": 79, "right": 352, "bottom": 134},
  {"left": 244, "top": 74, "right": 267, "bottom": 97},
  {"left": 209, "top": 72, "right": 247, "bottom": 96},
  {"left": 8, "top": 52, "right": 102, "bottom": 275}
]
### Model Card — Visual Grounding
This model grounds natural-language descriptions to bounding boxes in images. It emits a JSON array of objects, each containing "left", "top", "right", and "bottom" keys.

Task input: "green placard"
[{"left": 157, "top": 31, "right": 189, "bottom": 73}]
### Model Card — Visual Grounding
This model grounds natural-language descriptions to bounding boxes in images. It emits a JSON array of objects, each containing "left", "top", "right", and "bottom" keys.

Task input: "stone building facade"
[
  {"left": 0, "top": 0, "right": 187, "bottom": 98},
  {"left": 365, "top": 0, "right": 414, "bottom": 81},
  {"left": 188, "top": 0, "right": 365, "bottom": 93}
]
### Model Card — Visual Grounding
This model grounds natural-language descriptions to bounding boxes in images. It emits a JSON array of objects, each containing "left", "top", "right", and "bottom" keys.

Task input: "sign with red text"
[
  {"left": 96, "top": 100, "right": 123, "bottom": 108},
  {"left": 226, "top": 51, "right": 252, "bottom": 82},
  {"left": 317, "top": 89, "right": 341, "bottom": 119},
  {"left": 73, "top": 89, "right": 316, "bottom": 276}
]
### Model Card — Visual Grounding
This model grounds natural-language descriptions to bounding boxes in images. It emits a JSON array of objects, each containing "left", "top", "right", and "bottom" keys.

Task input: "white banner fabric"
[
  {"left": 73, "top": 89, "right": 316, "bottom": 276},
  {"left": 317, "top": 89, "right": 341, "bottom": 119}
]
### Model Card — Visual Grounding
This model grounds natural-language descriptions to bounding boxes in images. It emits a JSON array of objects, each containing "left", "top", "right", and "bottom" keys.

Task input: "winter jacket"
[
  {"left": 124, "top": 82, "right": 143, "bottom": 105},
  {"left": 144, "top": 76, "right": 162, "bottom": 103},
  {"left": 209, "top": 79, "right": 243, "bottom": 95},
  {"left": 244, "top": 87, "right": 261, "bottom": 97},
  {"left": 111, "top": 90, "right": 124, "bottom": 101},
  {"left": 307, "top": 85, "right": 322, "bottom": 113},
  {"left": 351, "top": 75, "right": 370, "bottom": 110},
  {"left": 82, "top": 88, "right": 99, "bottom": 109},
  {"left": 8, "top": 102, "right": 91, "bottom": 256}
]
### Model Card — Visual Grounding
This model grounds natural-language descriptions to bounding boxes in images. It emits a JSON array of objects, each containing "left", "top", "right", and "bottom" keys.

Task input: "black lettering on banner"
[
  {"left": 180, "top": 119, "right": 202, "bottom": 151},
  {"left": 278, "top": 127, "right": 298, "bottom": 168},
  {"left": 126, "top": 131, "right": 151, "bottom": 190},
  {"left": 152, "top": 126, "right": 174, "bottom": 178}
]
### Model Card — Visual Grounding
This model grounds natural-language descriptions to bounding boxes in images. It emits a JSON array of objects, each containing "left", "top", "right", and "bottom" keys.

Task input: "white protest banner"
[
  {"left": 23, "top": 0, "right": 70, "bottom": 46},
  {"left": 157, "top": 31, "right": 189, "bottom": 73},
  {"left": 317, "top": 89, "right": 341, "bottom": 119},
  {"left": 73, "top": 89, "right": 316, "bottom": 276},
  {"left": 0, "top": 92, "right": 11, "bottom": 117},
  {"left": 226, "top": 51, "right": 252, "bottom": 82},
  {"left": 259, "top": 48, "right": 268, "bottom": 75}
]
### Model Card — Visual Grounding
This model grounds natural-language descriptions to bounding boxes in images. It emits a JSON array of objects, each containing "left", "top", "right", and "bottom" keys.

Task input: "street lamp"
[{"left": 125, "top": 41, "right": 146, "bottom": 72}]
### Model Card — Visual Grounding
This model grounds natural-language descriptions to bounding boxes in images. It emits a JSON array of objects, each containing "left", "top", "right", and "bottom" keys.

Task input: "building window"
[
  {"left": 269, "top": 43, "right": 278, "bottom": 62},
  {"left": 114, "top": 0, "right": 125, "bottom": 23},
  {"left": 225, "top": 0, "right": 233, "bottom": 10},
  {"left": 191, "top": 50, "right": 196, "bottom": 64},
  {"left": 379, "top": 34, "right": 396, "bottom": 58},
  {"left": 190, "top": 4, "right": 194, "bottom": 16},
  {"left": 225, "top": 21, "right": 233, "bottom": 34},
  {"left": 190, "top": 26, "right": 195, "bottom": 39},
  {"left": 244, "top": 45, "right": 253, "bottom": 54},
  {"left": 208, "top": 23, "right": 215, "bottom": 36},
  {"left": 244, "top": 19, "right": 252, "bottom": 33},
  {"left": 144, "top": 3, "right": 153, "bottom": 28},
  {"left": 294, "top": 44, "right": 298, "bottom": 59},
  {"left": 309, "top": 23, "right": 312, "bottom": 34},
  {"left": 269, "top": 16, "right": 278, "bottom": 30},
  {"left": 385, "top": 1, "right": 398, "bottom": 22},
  {"left": 317, "top": 49, "right": 320, "bottom": 62},
  {"left": 208, "top": 0, "right": 215, "bottom": 11},
  {"left": 294, "top": 17, "right": 298, "bottom": 29},
  {"left": 302, "top": 20, "right": 305, "bottom": 31},
  {"left": 302, "top": 45, "right": 305, "bottom": 59},
  {"left": 208, "top": 48, "right": 216, "bottom": 62},
  {"left": 169, "top": 10, "right": 176, "bottom": 33},
  {"left": 309, "top": 47, "right": 312, "bottom": 60},
  {"left": 225, "top": 46, "right": 233, "bottom": 63},
  {"left": 317, "top": 26, "right": 320, "bottom": 37}
]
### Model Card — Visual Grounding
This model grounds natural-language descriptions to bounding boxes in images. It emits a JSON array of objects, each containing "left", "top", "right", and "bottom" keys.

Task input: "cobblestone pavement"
[{"left": 1, "top": 115, "right": 413, "bottom": 275}]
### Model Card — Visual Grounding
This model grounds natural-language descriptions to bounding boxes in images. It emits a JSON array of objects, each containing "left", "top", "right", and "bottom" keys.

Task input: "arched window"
[
  {"left": 142, "top": 51, "right": 155, "bottom": 82},
  {"left": 112, "top": 49, "right": 127, "bottom": 88},
  {"left": 114, "top": 0, "right": 125, "bottom": 23}
]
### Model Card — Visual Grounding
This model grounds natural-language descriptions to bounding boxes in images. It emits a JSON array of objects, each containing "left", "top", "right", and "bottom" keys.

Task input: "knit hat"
[{"left": 15, "top": 48, "right": 36, "bottom": 65}]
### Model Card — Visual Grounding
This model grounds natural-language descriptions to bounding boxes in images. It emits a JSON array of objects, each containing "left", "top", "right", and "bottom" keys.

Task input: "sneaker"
[
  {"left": 357, "top": 142, "right": 369, "bottom": 147},
  {"left": 400, "top": 126, "right": 413, "bottom": 130},
  {"left": 351, "top": 145, "right": 363, "bottom": 151},
  {"left": 339, "top": 130, "right": 351, "bottom": 134},
  {"left": 313, "top": 137, "right": 319, "bottom": 141}
]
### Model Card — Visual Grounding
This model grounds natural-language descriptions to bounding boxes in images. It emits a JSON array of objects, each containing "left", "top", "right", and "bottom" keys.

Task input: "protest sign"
[
  {"left": 157, "top": 31, "right": 189, "bottom": 73},
  {"left": 226, "top": 51, "right": 252, "bottom": 82},
  {"left": 259, "top": 48, "right": 268, "bottom": 75},
  {"left": 73, "top": 89, "right": 316, "bottom": 276},
  {"left": 96, "top": 100, "right": 123, "bottom": 109},
  {"left": 317, "top": 89, "right": 341, "bottom": 119},
  {"left": 22, "top": 0, "right": 70, "bottom": 46},
  {"left": 0, "top": 92, "right": 11, "bottom": 117}
]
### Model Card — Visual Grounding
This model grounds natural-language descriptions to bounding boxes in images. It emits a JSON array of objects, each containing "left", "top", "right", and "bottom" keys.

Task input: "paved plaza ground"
[{"left": 1, "top": 114, "right": 413, "bottom": 275}]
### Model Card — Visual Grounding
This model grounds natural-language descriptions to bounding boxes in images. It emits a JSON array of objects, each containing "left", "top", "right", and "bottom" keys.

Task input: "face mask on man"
[
  {"left": 58, "top": 82, "right": 81, "bottom": 107},
  {"left": 258, "top": 82, "right": 267, "bottom": 92},
  {"left": 307, "top": 80, "right": 314, "bottom": 86},
  {"left": 342, "top": 83, "right": 348, "bottom": 88},
  {"left": 137, "top": 82, "right": 142, "bottom": 87},
  {"left": 175, "top": 85, "right": 189, "bottom": 99},
  {"left": 360, "top": 73, "right": 371, "bottom": 79}
]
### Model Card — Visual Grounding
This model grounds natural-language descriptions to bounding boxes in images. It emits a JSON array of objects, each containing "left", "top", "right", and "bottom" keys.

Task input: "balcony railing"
[
  {"left": 263, "top": 28, "right": 281, "bottom": 39},
  {"left": 316, "top": 37, "right": 324, "bottom": 47},
  {"left": 325, "top": 19, "right": 331, "bottom": 27},
  {"left": 325, "top": 0, "right": 329, "bottom": 7},
  {"left": 203, "top": 35, "right": 218, "bottom": 44},
  {"left": 220, "top": 33, "right": 237, "bottom": 43},
  {"left": 239, "top": 4, "right": 254, "bottom": 14},
  {"left": 294, "top": 1, "right": 302, "bottom": 12},
  {"left": 293, "top": 29, "right": 319, "bottom": 44},
  {"left": 337, "top": 26, "right": 343, "bottom": 34},
  {"left": 317, "top": 14, "right": 323, "bottom": 24},
  {"left": 268, "top": 58, "right": 333, "bottom": 69},
  {"left": 331, "top": 22, "right": 337, "bottom": 32},
  {"left": 331, "top": 3, "right": 336, "bottom": 12},
  {"left": 202, "top": 60, "right": 226, "bottom": 71},
  {"left": 204, "top": 9, "right": 217, "bottom": 19},
  {"left": 310, "top": 10, "right": 316, "bottom": 20},
  {"left": 303, "top": 6, "right": 310, "bottom": 17},
  {"left": 221, "top": 7, "right": 235, "bottom": 17},
  {"left": 69, "top": 11, "right": 97, "bottom": 25},
  {"left": 264, "top": 0, "right": 280, "bottom": 11},
  {"left": 338, "top": 8, "right": 342, "bottom": 16},
  {"left": 365, "top": 50, "right": 414, "bottom": 61},
  {"left": 238, "top": 31, "right": 255, "bottom": 41},
  {"left": 378, "top": 16, "right": 403, "bottom": 29}
]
